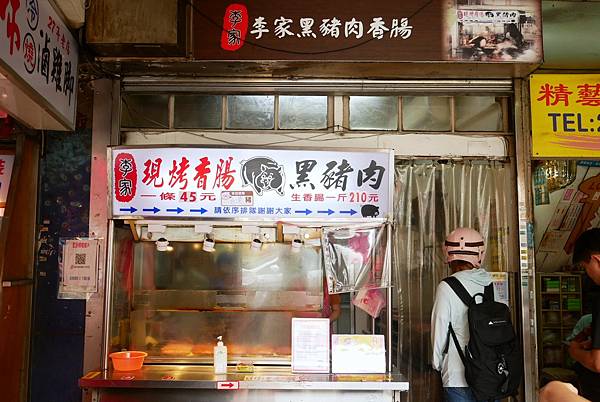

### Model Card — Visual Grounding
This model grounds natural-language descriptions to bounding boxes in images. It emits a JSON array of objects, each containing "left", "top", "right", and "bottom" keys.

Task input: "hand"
[
  {"left": 329, "top": 304, "right": 341, "bottom": 322},
  {"left": 539, "top": 381, "right": 588, "bottom": 402}
]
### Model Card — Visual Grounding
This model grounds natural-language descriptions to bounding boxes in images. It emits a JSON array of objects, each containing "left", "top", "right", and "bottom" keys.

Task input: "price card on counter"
[
  {"left": 291, "top": 318, "right": 330, "bottom": 373},
  {"left": 331, "top": 335, "right": 386, "bottom": 374}
]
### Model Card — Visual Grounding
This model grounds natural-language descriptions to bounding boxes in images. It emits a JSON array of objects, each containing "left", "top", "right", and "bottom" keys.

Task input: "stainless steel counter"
[
  {"left": 80, "top": 365, "right": 409, "bottom": 391},
  {"left": 81, "top": 365, "right": 408, "bottom": 402}
]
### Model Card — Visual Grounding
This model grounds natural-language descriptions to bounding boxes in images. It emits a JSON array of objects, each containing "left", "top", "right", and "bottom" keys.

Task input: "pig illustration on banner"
[
  {"left": 240, "top": 157, "right": 285, "bottom": 196},
  {"left": 361, "top": 204, "right": 380, "bottom": 218}
]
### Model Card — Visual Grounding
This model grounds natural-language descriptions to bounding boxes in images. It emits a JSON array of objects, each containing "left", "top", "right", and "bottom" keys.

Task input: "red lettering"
[
  {"left": 142, "top": 158, "right": 164, "bottom": 187},
  {"left": 168, "top": 157, "right": 190, "bottom": 190},
  {"left": 193, "top": 157, "right": 211, "bottom": 190},
  {"left": 537, "top": 83, "right": 573, "bottom": 106},
  {"left": 213, "top": 157, "right": 236, "bottom": 190},
  {"left": 0, "top": 0, "right": 22, "bottom": 55}
]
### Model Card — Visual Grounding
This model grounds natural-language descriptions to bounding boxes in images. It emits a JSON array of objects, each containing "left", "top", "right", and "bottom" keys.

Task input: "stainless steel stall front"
[{"left": 80, "top": 146, "right": 408, "bottom": 401}]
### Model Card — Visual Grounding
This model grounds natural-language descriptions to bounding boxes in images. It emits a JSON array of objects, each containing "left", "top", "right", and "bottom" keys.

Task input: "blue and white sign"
[{"left": 111, "top": 147, "right": 393, "bottom": 220}]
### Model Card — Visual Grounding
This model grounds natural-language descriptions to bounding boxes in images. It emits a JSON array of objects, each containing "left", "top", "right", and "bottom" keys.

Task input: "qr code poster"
[{"left": 59, "top": 238, "right": 100, "bottom": 296}]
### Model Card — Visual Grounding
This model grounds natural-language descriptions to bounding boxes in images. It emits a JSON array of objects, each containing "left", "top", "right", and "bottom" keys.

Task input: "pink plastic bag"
[{"left": 353, "top": 287, "right": 386, "bottom": 318}]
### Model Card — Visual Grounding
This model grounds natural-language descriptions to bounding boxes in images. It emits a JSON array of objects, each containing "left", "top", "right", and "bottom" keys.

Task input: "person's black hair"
[
  {"left": 573, "top": 228, "right": 600, "bottom": 264},
  {"left": 449, "top": 260, "right": 474, "bottom": 270}
]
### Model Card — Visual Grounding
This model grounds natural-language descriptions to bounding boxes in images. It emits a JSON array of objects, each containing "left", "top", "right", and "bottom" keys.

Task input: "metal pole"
[
  {"left": 514, "top": 78, "right": 538, "bottom": 401},
  {"left": 101, "top": 221, "right": 115, "bottom": 371},
  {"left": 387, "top": 223, "right": 393, "bottom": 372},
  {"left": 387, "top": 286, "right": 393, "bottom": 372},
  {"left": 350, "top": 291, "right": 355, "bottom": 335},
  {"left": 83, "top": 78, "right": 114, "bottom": 375}
]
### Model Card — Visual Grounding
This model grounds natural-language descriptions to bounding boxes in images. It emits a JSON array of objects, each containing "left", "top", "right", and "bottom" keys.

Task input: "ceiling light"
[
  {"left": 155, "top": 237, "right": 169, "bottom": 252},
  {"left": 203, "top": 237, "right": 215, "bottom": 252},
  {"left": 291, "top": 238, "right": 303, "bottom": 252},
  {"left": 250, "top": 237, "right": 262, "bottom": 250}
]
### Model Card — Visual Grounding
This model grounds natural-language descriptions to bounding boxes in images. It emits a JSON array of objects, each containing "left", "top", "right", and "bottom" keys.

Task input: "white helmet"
[{"left": 443, "top": 227, "right": 485, "bottom": 268}]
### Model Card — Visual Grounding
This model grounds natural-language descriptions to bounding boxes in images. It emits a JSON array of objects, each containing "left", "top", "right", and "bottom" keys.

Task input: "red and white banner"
[
  {"left": 0, "top": 0, "right": 78, "bottom": 128},
  {"left": 111, "top": 147, "right": 393, "bottom": 220}
]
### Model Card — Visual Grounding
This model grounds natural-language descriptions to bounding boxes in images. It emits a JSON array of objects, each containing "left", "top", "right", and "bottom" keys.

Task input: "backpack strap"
[
  {"left": 484, "top": 283, "right": 494, "bottom": 301},
  {"left": 441, "top": 277, "right": 471, "bottom": 365},
  {"left": 444, "top": 276, "right": 495, "bottom": 304},
  {"left": 442, "top": 276, "right": 473, "bottom": 306},
  {"left": 446, "top": 323, "right": 467, "bottom": 366}
]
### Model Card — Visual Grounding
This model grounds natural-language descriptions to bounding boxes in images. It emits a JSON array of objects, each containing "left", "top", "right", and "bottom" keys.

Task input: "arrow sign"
[
  {"left": 217, "top": 381, "right": 239, "bottom": 390},
  {"left": 190, "top": 208, "right": 208, "bottom": 214},
  {"left": 119, "top": 207, "right": 137, "bottom": 213},
  {"left": 317, "top": 209, "right": 335, "bottom": 216},
  {"left": 166, "top": 207, "right": 184, "bottom": 214},
  {"left": 339, "top": 209, "right": 357, "bottom": 216},
  {"left": 295, "top": 209, "right": 312, "bottom": 215},
  {"left": 143, "top": 207, "right": 160, "bottom": 214}
]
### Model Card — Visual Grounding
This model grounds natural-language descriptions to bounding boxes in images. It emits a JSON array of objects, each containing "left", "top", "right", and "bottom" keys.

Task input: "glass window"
[
  {"left": 113, "top": 236, "right": 323, "bottom": 361},
  {"left": 121, "top": 94, "right": 169, "bottom": 128},
  {"left": 349, "top": 96, "right": 398, "bottom": 130},
  {"left": 226, "top": 95, "right": 275, "bottom": 129},
  {"left": 173, "top": 95, "right": 222, "bottom": 129},
  {"left": 402, "top": 96, "right": 451, "bottom": 131},
  {"left": 455, "top": 96, "right": 503, "bottom": 132},
  {"left": 279, "top": 96, "right": 328, "bottom": 129}
]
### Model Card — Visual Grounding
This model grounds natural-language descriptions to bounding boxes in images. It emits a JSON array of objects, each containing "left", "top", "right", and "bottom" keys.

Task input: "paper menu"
[
  {"left": 291, "top": 318, "right": 330, "bottom": 373},
  {"left": 61, "top": 239, "right": 99, "bottom": 293},
  {"left": 490, "top": 272, "right": 509, "bottom": 306}
]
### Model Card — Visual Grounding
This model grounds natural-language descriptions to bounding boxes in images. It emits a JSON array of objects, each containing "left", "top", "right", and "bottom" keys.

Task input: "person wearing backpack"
[
  {"left": 568, "top": 228, "right": 600, "bottom": 400},
  {"left": 431, "top": 227, "right": 522, "bottom": 402}
]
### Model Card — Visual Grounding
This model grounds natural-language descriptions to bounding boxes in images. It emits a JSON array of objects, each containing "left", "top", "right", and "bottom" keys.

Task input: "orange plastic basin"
[{"left": 109, "top": 351, "right": 147, "bottom": 371}]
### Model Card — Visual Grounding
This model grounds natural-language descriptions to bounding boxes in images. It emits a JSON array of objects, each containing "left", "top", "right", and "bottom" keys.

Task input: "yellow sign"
[{"left": 530, "top": 74, "right": 600, "bottom": 157}]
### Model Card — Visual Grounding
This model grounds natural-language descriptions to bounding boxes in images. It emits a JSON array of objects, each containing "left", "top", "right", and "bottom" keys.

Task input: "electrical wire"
[{"left": 125, "top": 126, "right": 385, "bottom": 147}]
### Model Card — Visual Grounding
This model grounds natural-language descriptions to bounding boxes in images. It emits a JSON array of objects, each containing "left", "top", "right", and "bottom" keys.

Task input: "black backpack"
[{"left": 443, "top": 276, "right": 523, "bottom": 401}]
